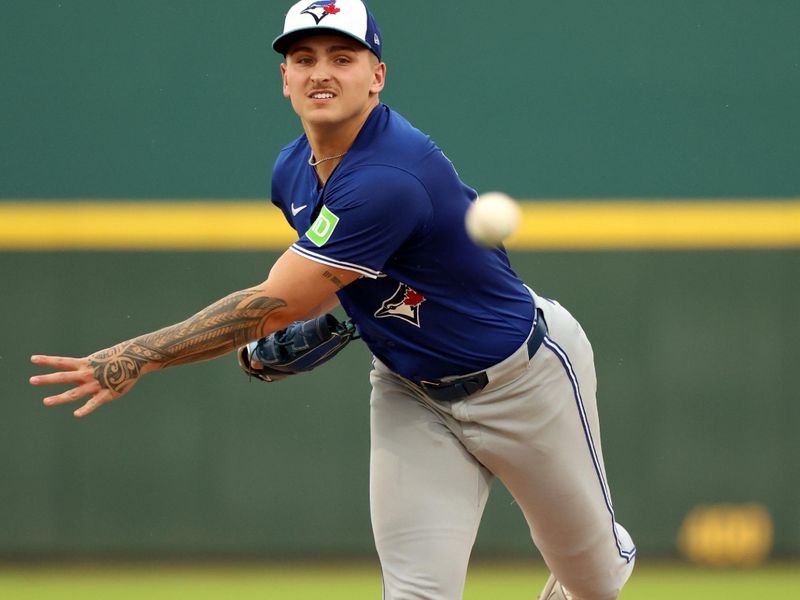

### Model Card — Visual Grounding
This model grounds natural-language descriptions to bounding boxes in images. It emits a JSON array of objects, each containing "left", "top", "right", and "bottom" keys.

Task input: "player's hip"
[{"left": 371, "top": 290, "right": 591, "bottom": 399}]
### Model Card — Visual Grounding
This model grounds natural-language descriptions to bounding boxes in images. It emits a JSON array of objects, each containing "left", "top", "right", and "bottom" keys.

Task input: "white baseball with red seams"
[{"left": 465, "top": 191, "right": 522, "bottom": 246}]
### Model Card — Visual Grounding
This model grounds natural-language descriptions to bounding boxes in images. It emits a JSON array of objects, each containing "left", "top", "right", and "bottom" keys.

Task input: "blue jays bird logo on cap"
[
  {"left": 273, "top": 0, "right": 382, "bottom": 60},
  {"left": 301, "top": 1, "right": 341, "bottom": 24}
]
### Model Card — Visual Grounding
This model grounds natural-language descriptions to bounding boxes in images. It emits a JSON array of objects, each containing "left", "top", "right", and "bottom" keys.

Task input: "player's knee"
[
  {"left": 562, "top": 557, "right": 635, "bottom": 600},
  {"left": 547, "top": 579, "right": 619, "bottom": 600}
]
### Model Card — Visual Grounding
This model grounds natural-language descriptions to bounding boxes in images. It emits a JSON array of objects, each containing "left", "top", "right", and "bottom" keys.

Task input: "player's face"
[{"left": 281, "top": 35, "right": 386, "bottom": 129}]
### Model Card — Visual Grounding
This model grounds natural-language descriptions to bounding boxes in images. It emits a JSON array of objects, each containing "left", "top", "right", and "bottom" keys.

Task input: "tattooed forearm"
[
  {"left": 89, "top": 290, "right": 286, "bottom": 393},
  {"left": 90, "top": 343, "right": 165, "bottom": 394}
]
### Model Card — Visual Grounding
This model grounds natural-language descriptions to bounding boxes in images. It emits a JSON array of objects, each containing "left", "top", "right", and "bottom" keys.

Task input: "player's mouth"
[{"left": 308, "top": 90, "right": 337, "bottom": 103}]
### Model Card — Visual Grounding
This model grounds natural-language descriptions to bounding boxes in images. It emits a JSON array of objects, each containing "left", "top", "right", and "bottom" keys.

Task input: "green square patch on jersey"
[{"left": 306, "top": 205, "right": 340, "bottom": 247}]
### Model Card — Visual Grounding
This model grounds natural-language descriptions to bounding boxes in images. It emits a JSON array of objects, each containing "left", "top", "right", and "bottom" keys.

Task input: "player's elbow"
[{"left": 260, "top": 302, "right": 311, "bottom": 335}]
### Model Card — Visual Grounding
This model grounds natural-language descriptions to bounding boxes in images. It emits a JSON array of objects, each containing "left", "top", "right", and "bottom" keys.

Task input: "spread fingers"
[{"left": 42, "top": 381, "right": 101, "bottom": 407}]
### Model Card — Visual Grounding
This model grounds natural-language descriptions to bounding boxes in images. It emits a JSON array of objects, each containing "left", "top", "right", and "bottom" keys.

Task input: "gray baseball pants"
[{"left": 369, "top": 292, "right": 635, "bottom": 600}]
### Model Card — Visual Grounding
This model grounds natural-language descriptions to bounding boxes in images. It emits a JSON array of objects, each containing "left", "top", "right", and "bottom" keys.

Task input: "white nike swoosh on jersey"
[{"left": 291, "top": 203, "right": 308, "bottom": 216}]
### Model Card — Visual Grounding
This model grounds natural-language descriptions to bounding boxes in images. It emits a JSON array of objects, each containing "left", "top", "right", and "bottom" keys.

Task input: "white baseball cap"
[{"left": 272, "top": 0, "right": 383, "bottom": 60}]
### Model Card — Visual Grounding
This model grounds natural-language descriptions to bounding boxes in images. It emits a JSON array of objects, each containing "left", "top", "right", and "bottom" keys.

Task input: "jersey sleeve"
[{"left": 291, "top": 166, "right": 432, "bottom": 278}]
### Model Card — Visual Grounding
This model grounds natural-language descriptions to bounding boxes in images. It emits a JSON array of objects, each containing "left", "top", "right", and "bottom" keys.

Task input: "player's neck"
[
  {"left": 309, "top": 154, "right": 344, "bottom": 189},
  {"left": 302, "top": 100, "right": 378, "bottom": 177}
]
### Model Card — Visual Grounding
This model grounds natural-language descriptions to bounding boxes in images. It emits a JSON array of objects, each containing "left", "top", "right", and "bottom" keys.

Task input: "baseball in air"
[{"left": 465, "top": 192, "right": 521, "bottom": 246}]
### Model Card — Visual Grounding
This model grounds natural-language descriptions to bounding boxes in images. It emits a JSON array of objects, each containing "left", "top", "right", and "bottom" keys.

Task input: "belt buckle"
[
  {"left": 419, "top": 372, "right": 488, "bottom": 401},
  {"left": 419, "top": 378, "right": 446, "bottom": 390}
]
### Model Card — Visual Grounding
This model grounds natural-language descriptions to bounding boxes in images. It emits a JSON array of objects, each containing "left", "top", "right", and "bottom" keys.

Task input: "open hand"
[{"left": 29, "top": 350, "right": 139, "bottom": 418}]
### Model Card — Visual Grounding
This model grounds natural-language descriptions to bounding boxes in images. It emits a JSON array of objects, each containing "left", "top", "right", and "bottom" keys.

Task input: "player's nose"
[
  {"left": 310, "top": 73, "right": 331, "bottom": 87},
  {"left": 309, "top": 63, "right": 333, "bottom": 83}
]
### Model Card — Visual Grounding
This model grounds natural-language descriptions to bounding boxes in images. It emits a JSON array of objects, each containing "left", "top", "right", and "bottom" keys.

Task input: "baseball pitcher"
[{"left": 30, "top": 2, "right": 635, "bottom": 598}]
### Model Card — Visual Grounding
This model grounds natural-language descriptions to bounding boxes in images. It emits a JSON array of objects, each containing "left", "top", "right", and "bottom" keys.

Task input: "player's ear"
[
  {"left": 370, "top": 61, "right": 386, "bottom": 95},
  {"left": 280, "top": 63, "right": 290, "bottom": 98}
]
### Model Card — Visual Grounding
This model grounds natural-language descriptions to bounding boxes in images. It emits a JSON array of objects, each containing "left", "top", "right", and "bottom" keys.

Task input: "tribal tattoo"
[{"left": 89, "top": 291, "right": 286, "bottom": 394}]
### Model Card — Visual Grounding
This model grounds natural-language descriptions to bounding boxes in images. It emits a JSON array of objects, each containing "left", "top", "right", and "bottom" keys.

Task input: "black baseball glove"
[{"left": 237, "top": 313, "right": 359, "bottom": 382}]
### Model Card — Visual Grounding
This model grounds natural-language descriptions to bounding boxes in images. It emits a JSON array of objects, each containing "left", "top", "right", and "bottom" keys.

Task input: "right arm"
[{"left": 30, "top": 250, "right": 360, "bottom": 417}]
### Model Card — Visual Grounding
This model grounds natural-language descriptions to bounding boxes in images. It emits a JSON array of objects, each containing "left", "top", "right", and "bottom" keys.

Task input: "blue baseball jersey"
[{"left": 271, "top": 104, "right": 534, "bottom": 382}]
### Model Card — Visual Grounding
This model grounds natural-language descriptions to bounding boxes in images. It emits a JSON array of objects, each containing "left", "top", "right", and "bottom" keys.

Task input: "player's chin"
[{"left": 303, "top": 108, "right": 343, "bottom": 126}]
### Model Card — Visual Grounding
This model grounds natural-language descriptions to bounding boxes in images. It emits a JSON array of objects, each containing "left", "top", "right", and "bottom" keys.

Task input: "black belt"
[{"left": 418, "top": 309, "right": 548, "bottom": 402}]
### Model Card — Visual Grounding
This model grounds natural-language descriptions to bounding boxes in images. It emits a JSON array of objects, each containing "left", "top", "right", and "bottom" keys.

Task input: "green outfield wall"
[
  {"left": 2, "top": 250, "right": 798, "bottom": 559},
  {"left": 1, "top": 0, "right": 799, "bottom": 561}
]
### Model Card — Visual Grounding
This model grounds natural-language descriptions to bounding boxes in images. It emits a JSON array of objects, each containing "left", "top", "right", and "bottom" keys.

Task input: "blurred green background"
[
  {"left": 2, "top": 0, "right": 799, "bottom": 199},
  {"left": 1, "top": 0, "right": 799, "bottom": 582}
]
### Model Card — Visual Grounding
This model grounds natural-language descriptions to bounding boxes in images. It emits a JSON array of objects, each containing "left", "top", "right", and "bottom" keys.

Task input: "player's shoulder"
[
  {"left": 319, "top": 160, "right": 434, "bottom": 234},
  {"left": 274, "top": 135, "right": 309, "bottom": 171},
  {"left": 371, "top": 106, "right": 461, "bottom": 182},
  {"left": 333, "top": 107, "right": 441, "bottom": 193},
  {"left": 270, "top": 135, "right": 310, "bottom": 211},
  {"left": 373, "top": 105, "right": 437, "bottom": 154},
  {"left": 271, "top": 135, "right": 309, "bottom": 194}
]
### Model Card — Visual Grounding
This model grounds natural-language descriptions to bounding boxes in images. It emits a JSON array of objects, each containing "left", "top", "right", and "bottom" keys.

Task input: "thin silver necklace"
[{"left": 308, "top": 151, "right": 347, "bottom": 167}]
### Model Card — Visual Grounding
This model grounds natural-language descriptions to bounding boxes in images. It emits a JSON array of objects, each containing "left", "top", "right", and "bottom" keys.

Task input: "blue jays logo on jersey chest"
[
  {"left": 301, "top": 1, "right": 341, "bottom": 24},
  {"left": 375, "top": 283, "right": 426, "bottom": 327}
]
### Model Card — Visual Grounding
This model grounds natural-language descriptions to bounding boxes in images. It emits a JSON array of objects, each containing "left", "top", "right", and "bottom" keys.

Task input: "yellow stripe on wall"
[
  {"left": 506, "top": 200, "right": 800, "bottom": 250},
  {"left": 0, "top": 202, "right": 297, "bottom": 250},
  {"left": 0, "top": 199, "right": 798, "bottom": 250}
]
